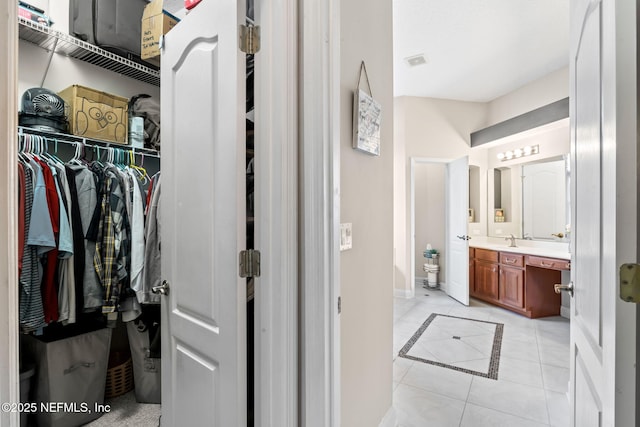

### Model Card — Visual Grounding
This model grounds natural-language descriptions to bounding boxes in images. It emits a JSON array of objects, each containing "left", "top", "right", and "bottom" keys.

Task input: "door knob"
[
  {"left": 457, "top": 235, "right": 471, "bottom": 240},
  {"left": 152, "top": 280, "right": 170, "bottom": 296},
  {"left": 554, "top": 282, "right": 573, "bottom": 297}
]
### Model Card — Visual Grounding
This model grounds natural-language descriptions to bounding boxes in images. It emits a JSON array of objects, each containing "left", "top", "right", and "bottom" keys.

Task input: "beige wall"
[
  {"left": 414, "top": 163, "right": 446, "bottom": 283},
  {"left": 394, "top": 67, "right": 570, "bottom": 296},
  {"left": 394, "top": 97, "right": 487, "bottom": 294},
  {"left": 340, "top": 0, "right": 395, "bottom": 425},
  {"left": 486, "top": 66, "right": 569, "bottom": 126}
]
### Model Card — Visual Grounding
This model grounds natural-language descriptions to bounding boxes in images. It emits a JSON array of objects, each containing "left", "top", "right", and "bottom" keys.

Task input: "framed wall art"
[{"left": 352, "top": 61, "right": 382, "bottom": 156}]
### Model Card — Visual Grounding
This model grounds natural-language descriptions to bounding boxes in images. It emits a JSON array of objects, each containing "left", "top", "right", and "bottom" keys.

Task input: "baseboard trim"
[
  {"left": 394, "top": 288, "right": 414, "bottom": 299},
  {"left": 560, "top": 306, "right": 570, "bottom": 319},
  {"left": 378, "top": 406, "right": 397, "bottom": 427}
]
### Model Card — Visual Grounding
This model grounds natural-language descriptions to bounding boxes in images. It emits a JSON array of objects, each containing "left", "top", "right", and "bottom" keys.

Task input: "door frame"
[
  {"left": 253, "top": 0, "right": 300, "bottom": 424},
  {"left": 0, "top": 2, "right": 19, "bottom": 426},
  {"left": 298, "top": 0, "right": 342, "bottom": 425},
  {"left": 409, "top": 157, "right": 452, "bottom": 297}
]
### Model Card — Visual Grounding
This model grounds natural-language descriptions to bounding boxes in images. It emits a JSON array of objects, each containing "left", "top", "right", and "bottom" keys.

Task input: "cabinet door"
[
  {"left": 499, "top": 266, "right": 524, "bottom": 309},
  {"left": 469, "top": 258, "right": 475, "bottom": 295},
  {"left": 474, "top": 260, "right": 498, "bottom": 301}
]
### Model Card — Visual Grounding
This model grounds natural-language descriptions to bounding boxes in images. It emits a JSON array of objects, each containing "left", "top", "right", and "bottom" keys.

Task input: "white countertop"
[{"left": 470, "top": 238, "right": 571, "bottom": 260}]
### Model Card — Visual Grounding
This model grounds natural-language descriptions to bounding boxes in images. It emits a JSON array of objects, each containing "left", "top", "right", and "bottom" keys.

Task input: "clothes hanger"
[
  {"left": 129, "top": 150, "right": 149, "bottom": 184},
  {"left": 42, "top": 137, "right": 63, "bottom": 165}
]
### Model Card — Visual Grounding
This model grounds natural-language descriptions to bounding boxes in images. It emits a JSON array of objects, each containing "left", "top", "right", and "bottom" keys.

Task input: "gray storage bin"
[
  {"left": 19, "top": 365, "right": 35, "bottom": 427},
  {"left": 69, "top": 0, "right": 147, "bottom": 58},
  {"left": 22, "top": 328, "right": 112, "bottom": 427},
  {"left": 127, "top": 320, "right": 161, "bottom": 404}
]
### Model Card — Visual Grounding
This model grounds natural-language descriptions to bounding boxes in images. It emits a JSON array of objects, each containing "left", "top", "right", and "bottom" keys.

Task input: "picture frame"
[
  {"left": 494, "top": 208, "right": 505, "bottom": 222},
  {"left": 352, "top": 61, "right": 382, "bottom": 156}
]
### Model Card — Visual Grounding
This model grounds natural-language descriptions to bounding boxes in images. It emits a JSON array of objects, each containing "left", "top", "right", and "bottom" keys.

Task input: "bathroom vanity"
[{"left": 469, "top": 245, "right": 570, "bottom": 318}]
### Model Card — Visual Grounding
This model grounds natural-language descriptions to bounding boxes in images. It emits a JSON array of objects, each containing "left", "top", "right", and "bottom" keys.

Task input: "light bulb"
[{"left": 497, "top": 152, "right": 505, "bottom": 160}]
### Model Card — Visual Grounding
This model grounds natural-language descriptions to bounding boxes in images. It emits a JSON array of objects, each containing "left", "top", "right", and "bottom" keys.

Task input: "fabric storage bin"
[
  {"left": 127, "top": 317, "right": 161, "bottom": 404},
  {"left": 21, "top": 328, "right": 112, "bottom": 427}
]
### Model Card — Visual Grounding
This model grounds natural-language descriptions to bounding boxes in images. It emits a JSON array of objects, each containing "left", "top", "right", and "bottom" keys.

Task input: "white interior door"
[
  {"left": 569, "top": 0, "right": 637, "bottom": 425},
  {"left": 445, "top": 156, "right": 469, "bottom": 305},
  {"left": 160, "top": 0, "right": 247, "bottom": 425}
]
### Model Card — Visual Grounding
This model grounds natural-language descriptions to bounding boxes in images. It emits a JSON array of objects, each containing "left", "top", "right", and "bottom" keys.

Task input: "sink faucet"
[{"left": 505, "top": 234, "right": 517, "bottom": 247}]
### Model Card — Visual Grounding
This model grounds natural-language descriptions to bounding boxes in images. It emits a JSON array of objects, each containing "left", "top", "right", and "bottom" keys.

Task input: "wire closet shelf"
[
  {"left": 17, "top": 126, "right": 160, "bottom": 161},
  {"left": 18, "top": 16, "right": 160, "bottom": 86}
]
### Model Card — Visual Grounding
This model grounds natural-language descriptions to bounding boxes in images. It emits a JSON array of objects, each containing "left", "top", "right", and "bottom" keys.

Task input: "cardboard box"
[
  {"left": 58, "top": 85, "right": 129, "bottom": 144},
  {"left": 141, "top": 0, "right": 180, "bottom": 67}
]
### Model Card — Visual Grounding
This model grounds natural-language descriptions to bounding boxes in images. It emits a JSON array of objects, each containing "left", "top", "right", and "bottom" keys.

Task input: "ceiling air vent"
[{"left": 404, "top": 54, "right": 428, "bottom": 67}]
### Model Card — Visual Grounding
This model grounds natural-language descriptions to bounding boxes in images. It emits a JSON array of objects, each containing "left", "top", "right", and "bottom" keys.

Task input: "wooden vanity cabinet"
[
  {"left": 499, "top": 252, "right": 525, "bottom": 310},
  {"left": 469, "top": 248, "right": 568, "bottom": 318},
  {"left": 469, "top": 248, "right": 475, "bottom": 294},
  {"left": 471, "top": 249, "right": 499, "bottom": 301}
]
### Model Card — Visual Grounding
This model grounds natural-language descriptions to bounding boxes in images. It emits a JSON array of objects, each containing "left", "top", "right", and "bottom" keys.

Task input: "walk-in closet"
[
  {"left": 13, "top": 1, "right": 255, "bottom": 425},
  {"left": 17, "top": 1, "right": 163, "bottom": 425}
]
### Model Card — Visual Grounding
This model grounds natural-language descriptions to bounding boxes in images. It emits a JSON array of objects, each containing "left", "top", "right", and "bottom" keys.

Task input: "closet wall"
[
  {"left": 17, "top": 0, "right": 160, "bottom": 104},
  {"left": 18, "top": 41, "right": 159, "bottom": 104}
]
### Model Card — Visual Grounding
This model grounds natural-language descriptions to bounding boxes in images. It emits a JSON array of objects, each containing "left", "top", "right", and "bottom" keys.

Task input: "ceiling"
[
  {"left": 163, "top": 1, "right": 570, "bottom": 103},
  {"left": 393, "top": 0, "right": 570, "bottom": 102}
]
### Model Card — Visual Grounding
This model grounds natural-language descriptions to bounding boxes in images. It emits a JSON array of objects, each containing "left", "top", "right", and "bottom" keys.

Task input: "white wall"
[
  {"left": 340, "top": 0, "right": 394, "bottom": 425},
  {"left": 18, "top": 41, "right": 160, "bottom": 105},
  {"left": 17, "top": 0, "right": 160, "bottom": 104}
]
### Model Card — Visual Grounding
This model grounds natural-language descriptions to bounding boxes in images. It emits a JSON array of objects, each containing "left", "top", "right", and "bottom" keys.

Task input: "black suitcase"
[{"left": 70, "top": 0, "right": 147, "bottom": 58}]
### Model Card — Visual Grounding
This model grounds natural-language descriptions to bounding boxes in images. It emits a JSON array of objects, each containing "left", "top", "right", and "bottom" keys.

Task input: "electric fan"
[{"left": 19, "top": 88, "right": 68, "bottom": 133}]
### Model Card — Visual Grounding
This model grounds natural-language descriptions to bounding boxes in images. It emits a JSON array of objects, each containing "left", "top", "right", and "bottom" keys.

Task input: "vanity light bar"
[{"left": 497, "top": 144, "right": 539, "bottom": 161}]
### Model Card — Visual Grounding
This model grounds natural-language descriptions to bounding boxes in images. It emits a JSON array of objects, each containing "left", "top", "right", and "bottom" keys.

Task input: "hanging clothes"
[
  {"left": 19, "top": 158, "right": 46, "bottom": 333},
  {"left": 17, "top": 135, "right": 158, "bottom": 332},
  {"left": 140, "top": 173, "right": 161, "bottom": 304}
]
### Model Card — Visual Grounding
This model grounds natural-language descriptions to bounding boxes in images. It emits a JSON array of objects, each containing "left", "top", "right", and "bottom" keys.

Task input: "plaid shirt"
[{"left": 94, "top": 169, "right": 130, "bottom": 314}]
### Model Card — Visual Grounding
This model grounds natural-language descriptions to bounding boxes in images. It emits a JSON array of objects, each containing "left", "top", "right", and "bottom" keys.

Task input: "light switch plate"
[{"left": 340, "top": 223, "right": 352, "bottom": 251}]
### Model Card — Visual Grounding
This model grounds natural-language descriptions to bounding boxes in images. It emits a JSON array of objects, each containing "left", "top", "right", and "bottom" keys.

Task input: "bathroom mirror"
[{"left": 487, "top": 155, "right": 569, "bottom": 241}]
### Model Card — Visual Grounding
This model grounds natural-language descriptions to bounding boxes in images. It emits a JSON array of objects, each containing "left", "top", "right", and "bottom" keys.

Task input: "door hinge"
[
  {"left": 338, "top": 296, "right": 342, "bottom": 314},
  {"left": 239, "top": 24, "right": 260, "bottom": 54},
  {"left": 620, "top": 264, "right": 640, "bottom": 303},
  {"left": 240, "top": 249, "right": 261, "bottom": 278}
]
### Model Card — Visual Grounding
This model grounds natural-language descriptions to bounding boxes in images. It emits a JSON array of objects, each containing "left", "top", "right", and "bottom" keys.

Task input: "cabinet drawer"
[
  {"left": 526, "top": 256, "right": 571, "bottom": 271},
  {"left": 500, "top": 253, "right": 524, "bottom": 267},
  {"left": 475, "top": 248, "right": 498, "bottom": 262}
]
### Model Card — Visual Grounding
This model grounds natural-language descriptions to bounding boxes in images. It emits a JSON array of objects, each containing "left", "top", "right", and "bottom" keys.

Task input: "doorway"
[{"left": 410, "top": 159, "right": 447, "bottom": 296}]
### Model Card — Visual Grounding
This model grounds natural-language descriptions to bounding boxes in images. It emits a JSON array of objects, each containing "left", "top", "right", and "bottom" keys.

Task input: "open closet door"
[
  {"left": 445, "top": 156, "right": 469, "bottom": 305},
  {"left": 160, "top": 0, "right": 247, "bottom": 425},
  {"left": 568, "top": 0, "right": 637, "bottom": 425}
]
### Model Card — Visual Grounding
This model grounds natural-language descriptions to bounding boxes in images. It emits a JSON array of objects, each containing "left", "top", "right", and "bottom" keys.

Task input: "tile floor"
[
  {"left": 399, "top": 313, "right": 502, "bottom": 378},
  {"left": 393, "top": 289, "right": 570, "bottom": 427}
]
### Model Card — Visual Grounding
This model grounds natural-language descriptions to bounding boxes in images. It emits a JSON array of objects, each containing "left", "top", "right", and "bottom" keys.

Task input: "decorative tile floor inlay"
[{"left": 399, "top": 313, "right": 504, "bottom": 379}]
